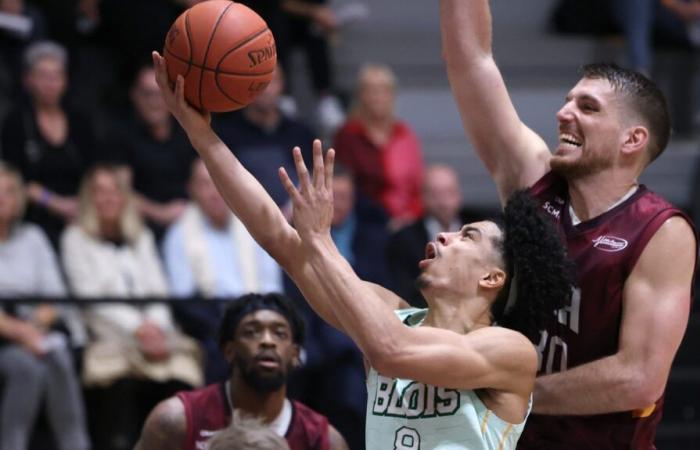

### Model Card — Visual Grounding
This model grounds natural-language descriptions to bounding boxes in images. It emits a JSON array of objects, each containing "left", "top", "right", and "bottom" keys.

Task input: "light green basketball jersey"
[{"left": 365, "top": 308, "right": 531, "bottom": 450}]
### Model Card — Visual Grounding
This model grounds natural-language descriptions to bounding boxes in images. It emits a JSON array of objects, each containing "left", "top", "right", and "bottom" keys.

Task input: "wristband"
[{"left": 39, "top": 188, "right": 52, "bottom": 206}]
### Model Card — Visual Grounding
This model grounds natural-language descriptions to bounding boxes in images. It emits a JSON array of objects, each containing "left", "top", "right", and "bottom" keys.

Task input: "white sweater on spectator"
[
  {"left": 61, "top": 224, "right": 171, "bottom": 333},
  {"left": 61, "top": 224, "right": 203, "bottom": 387}
]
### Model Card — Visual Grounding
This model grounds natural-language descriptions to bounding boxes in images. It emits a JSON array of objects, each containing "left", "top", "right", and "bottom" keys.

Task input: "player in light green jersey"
[{"left": 151, "top": 50, "right": 575, "bottom": 450}]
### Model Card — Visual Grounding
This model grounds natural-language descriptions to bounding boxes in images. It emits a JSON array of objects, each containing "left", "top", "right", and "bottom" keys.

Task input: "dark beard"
[
  {"left": 550, "top": 152, "right": 613, "bottom": 180},
  {"left": 235, "top": 354, "right": 287, "bottom": 393}
]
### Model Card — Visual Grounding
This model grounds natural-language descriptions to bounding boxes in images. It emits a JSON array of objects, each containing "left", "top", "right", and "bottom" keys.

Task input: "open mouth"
[
  {"left": 425, "top": 242, "right": 437, "bottom": 259},
  {"left": 418, "top": 242, "right": 438, "bottom": 269},
  {"left": 559, "top": 132, "right": 583, "bottom": 148}
]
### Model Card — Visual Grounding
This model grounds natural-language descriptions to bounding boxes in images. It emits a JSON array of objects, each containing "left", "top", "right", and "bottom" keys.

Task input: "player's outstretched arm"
[
  {"left": 133, "top": 397, "right": 186, "bottom": 450},
  {"left": 151, "top": 52, "right": 294, "bottom": 265},
  {"left": 279, "top": 140, "right": 536, "bottom": 395},
  {"left": 532, "top": 217, "right": 696, "bottom": 414},
  {"left": 151, "top": 51, "right": 348, "bottom": 330},
  {"left": 439, "top": 0, "right": 551, "bottom": 202}
]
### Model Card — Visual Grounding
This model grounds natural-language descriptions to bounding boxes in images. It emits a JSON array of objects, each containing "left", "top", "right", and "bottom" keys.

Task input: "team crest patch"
[{"left": 592, "top": 235, "right": 628, "bottom": 252}]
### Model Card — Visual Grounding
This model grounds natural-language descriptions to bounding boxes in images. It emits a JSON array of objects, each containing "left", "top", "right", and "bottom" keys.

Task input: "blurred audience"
[
  {"left": 213, "top": 66, "right": 315, "bottom": 208},
  {"left": 281, "top": 0, "right": 346, "bottom": 134},
  {"left": 386, "top": 164, "right": 463, "bottom": 308},
  {"left": 97, "top": 0, "right": 182, "bottom": 90},
  {"left": 328, "top": 165, "right": 392, "bottom": 286},
  {"left": 163, "top": 158, "right": 283, "bottom": 383},
  {"left": 333, "top": 63, "right": 424, "bottom": 231},
  {"left": 611, "top": 0, "right": 694, "bottom": 75},
  {"left": 0, "top": 0, "right": 47, "bottom": 102},
  {"left": 0, "top": 161, "right": 89, "bottom": 450},
  {"left": 0, "top": 40, "right": 97, "bottom": 248},
  {"left": 237, "top": 0, "right": 290, "bottom": 78},
  {"left": 61, "top": 165, "right": 202, "bottom": 450},
  {"left": 105, "top": 65, "right": 196, "bottom": 240}
]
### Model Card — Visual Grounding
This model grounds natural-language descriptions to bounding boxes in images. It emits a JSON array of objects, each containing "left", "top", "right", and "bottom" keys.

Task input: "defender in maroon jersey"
[
  {"left": 440, "top": 2, "right": 697, "bottom": 448},
  {"left": 134, "top": 293, "right": 348, "bottom": 450}
]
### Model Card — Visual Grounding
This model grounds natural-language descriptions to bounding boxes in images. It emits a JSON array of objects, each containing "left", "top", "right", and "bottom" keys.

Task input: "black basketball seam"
[
  {"left": 164, "top": 49, "right": 274, "bottom": 76},
  {"left": 183, "top": 11, "right": 194, "bottom": 78},
  {"left": 198, "top": 2, "right": 234, "bottom": 110},
  {"left": 212, "top": 83, "right": 246, "bottom": 107},
  {"left": 214, "top": 27, "right": 272, "bottom": 105}
]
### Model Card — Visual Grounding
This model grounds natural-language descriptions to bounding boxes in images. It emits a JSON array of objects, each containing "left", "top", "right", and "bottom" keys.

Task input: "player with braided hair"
[{"left": 151, "top": 50, "right": 575, "bottom": 449}]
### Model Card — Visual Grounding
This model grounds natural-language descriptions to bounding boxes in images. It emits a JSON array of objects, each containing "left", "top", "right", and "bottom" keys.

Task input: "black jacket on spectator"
[
  {"left": 104, "top": 115, "right": 196, "bottom": 239},
  {"left": 0, "top": 102, "right": 96, "bottom": 247}
]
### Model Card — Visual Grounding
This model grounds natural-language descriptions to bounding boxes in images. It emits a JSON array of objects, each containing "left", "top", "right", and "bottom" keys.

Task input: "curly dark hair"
[
  {"left": 218, "top": 293, "right": 306, "bottom": 348},
  {"left": 490, "top": 190, "right": 576, "bottom": 343}
]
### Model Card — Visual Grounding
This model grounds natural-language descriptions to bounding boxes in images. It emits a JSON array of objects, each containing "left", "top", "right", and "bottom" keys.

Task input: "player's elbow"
[
  {"left": 622, "top": 374, "right": 665, "bottom": 411},
  {"left": 364, "top": 335, "right": 405, "bottom": 377}
]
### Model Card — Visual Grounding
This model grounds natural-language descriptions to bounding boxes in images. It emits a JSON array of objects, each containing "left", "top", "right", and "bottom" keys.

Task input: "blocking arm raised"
[{"left": 439, "top": 0, "right": 551, "bottom": 202}]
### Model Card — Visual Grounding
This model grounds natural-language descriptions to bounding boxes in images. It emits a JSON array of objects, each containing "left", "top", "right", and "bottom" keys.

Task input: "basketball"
[{"left": 163, "top": 0, "right": 277, "bottom": 112}]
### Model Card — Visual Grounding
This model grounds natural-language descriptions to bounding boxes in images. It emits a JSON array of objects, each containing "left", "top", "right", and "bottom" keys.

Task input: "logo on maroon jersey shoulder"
[
  {"left": 542, "top": 201, "right": 561, "bottom": 219},
  {"left": 592, "top": 235, "right": 628, "bottom": 252}
]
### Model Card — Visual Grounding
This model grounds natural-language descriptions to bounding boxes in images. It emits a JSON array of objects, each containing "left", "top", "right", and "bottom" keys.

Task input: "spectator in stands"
[
  {"left": 29, "top": 0, "right": 122, "bottom": 133},
  {"left": 163, "top": 158, "right": 283, "bottom": 383},
  {"left": 235, "top": 0, "right": 290, "bottom": 79},
  {"left": 0, "top": 0, "right": 46, "bottom": 103},
  {"left": 333, "top": 63, "right": 424, "bottom": 231},
  {"left": 213, "top": 66, "right": 315, "bottom": 208},
  {"left": 96, "top": 0, "right": 182, "bottom": 92},
  {"left": 0, "top": 40, "right": 97, "bottom": 248},
  {"left": 288, "top": 165, "right": 390, "bottom": 450},
  {"left": 280, "top": 0, "right": 346, "bottom": 134},
  {"left": 612, "top": 0, "right": 694, "bottom": 75},
  {"left": 61, "top": 164, "right": 202, "bottom": 450},
  {"left": 328, "top": 165, "right": 391, "bottom": 286},
  {"left": 0, "top": 161, "right": 89, "bottom": 450},
  {"left": 105, "top": 65, "right": 195, "bottom": 240},
  {"left": 387, "top": 164, "right": 464, "bottom": 308},
  {"left": 607, "top": 0, "right": 700, "bottom": 134}
]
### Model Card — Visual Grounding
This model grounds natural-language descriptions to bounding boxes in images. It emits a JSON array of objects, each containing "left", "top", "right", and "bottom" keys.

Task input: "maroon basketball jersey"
[
  {"left": 517, "top": 172, "right": 694, "bottom": 450},
  {"left": 177, "top": 383, "right": 331, "bottom": 450}
]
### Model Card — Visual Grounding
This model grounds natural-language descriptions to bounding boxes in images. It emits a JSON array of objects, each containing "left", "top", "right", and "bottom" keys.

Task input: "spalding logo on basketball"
[{"left": 163, "top": 0, "right": 277, "bottom": 112}]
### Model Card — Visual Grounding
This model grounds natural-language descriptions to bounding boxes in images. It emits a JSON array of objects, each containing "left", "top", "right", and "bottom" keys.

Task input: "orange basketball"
[{"left": 163, "top": 0, "right": 276, "bottom": 112}]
